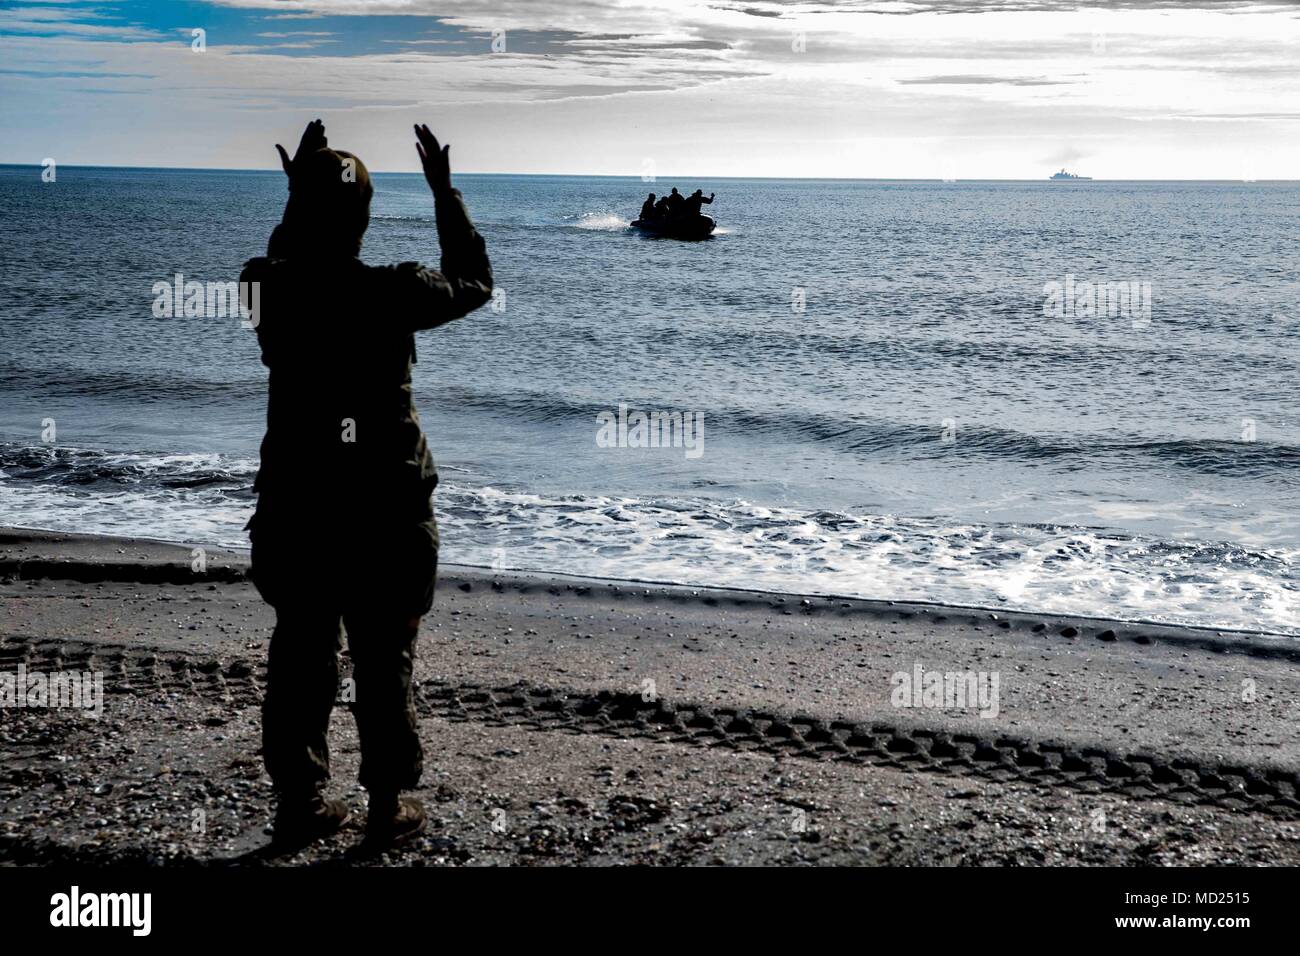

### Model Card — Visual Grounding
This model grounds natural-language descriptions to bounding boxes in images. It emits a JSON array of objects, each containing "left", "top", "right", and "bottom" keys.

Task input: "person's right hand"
[
  {"left": 414, "top": 123, "right": 452, "bottom": 194},
  {"left": 275, "top": 119, "right": 327, "bottom": 177}
]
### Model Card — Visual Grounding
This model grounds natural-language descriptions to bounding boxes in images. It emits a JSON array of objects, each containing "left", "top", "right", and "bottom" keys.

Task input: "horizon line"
[{"left": 1, "top": 163, "right": 1295, "bottom": 184}]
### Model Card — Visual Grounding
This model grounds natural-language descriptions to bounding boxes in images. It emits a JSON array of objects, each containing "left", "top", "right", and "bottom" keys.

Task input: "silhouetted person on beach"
[
  {"left": 240, "top": 119, "right": 492, "bottom": 851},
  {"left": 684, "top": 189, "right": 714, "bottom": 216},
  {"left": 639, "top": 192, "right": 657, "bottom": 221}
]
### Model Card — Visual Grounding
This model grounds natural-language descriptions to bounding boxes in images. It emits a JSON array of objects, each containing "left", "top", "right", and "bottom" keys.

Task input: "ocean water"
[{"left": 1, "top": 164, "right": 1297, "bottom": 634}]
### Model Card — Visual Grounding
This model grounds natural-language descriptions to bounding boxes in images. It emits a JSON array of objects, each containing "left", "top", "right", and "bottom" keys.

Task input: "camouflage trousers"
[{"left": 249, "top": 514, "right": 438, "bottom": 797}]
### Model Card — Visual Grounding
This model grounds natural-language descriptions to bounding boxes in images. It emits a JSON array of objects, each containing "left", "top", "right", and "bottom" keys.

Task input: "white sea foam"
[
  {"left": 5, "top": 467, "right": 1291, "bottom": 635},
  {"left": 433, "top": 487, "right": 1300, "bottom": 635}
]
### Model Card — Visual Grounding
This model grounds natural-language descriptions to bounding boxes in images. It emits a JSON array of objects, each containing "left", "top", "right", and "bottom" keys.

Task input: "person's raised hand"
[
  {"left": 275, "top": 119, "right": 327, "bottom": 177},
  {"left": 414, "top": 123, "right": 452, "bottom": 194}
]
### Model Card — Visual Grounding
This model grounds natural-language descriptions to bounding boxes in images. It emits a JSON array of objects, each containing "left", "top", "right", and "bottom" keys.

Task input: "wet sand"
[{"left": 2, "top": 527, "right": 1298, "bottom": 865}]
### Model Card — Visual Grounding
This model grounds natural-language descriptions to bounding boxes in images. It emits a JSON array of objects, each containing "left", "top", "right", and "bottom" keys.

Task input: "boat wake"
[{"left": 570, "top": 212, "right": 629, "bottom": 231}]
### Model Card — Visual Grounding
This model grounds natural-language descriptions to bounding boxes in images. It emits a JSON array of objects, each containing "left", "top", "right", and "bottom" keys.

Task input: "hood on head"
[{"left": 269, "top": 147, "right": 373, "bottom": 259}]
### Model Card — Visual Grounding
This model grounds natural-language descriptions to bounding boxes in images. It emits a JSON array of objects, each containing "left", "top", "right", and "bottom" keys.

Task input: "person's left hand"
[
  {"left": 414, "top": 123, "right": 453, "bottom": 194},
  {"left": 275, "top": 119, "right": 327, "bottom": 176}
]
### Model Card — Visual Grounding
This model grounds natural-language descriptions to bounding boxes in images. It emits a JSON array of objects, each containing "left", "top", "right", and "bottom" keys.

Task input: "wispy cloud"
[{"left": 899, "top": 74, "right": 1077, "bottom": 85}]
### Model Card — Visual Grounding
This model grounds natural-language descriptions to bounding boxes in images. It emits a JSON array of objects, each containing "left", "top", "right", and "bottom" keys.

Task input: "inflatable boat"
[{"left": 630, "top": 215, "right": 716, "bottom": 240}]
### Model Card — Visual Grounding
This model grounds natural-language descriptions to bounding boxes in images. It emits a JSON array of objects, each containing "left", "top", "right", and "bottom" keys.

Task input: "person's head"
[
  {"left": 671, "top": 187, "right": 679, "bottom": 196},
  {"left": 690, "top": 189, "right": 702, "bottom": 198},
  {"left": 275, "top": 147, "right": 373, "bottom": 257},
  {"left": 647, "top": 192, "right": 655, "bottom": 201}
]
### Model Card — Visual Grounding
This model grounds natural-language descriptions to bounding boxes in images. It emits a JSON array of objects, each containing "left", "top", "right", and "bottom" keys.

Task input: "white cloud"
[{"left": 2, "top": 1, "right": 1298, "bottom": 176}]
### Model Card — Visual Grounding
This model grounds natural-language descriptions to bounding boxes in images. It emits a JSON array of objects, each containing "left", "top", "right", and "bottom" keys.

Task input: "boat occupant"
[{"left": 684, "top": 190, "right": 714, "bottom": 216}]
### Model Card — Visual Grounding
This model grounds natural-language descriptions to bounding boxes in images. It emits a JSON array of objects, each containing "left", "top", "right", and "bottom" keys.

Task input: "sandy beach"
[{"left": 1, "top": 526, "right": 1298, "bottom": 866}]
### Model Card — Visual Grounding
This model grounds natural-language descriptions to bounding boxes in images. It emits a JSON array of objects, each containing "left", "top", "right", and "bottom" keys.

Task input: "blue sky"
[
  {"left": 0, "top": 0, "right": 577, "bottom": 56},
  {"left": 2, "top": 0, "right": 1299, "bottom": 177}
]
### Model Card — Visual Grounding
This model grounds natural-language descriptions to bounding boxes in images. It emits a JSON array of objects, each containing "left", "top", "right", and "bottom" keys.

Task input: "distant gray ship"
[{"left": 1049, "top": 168, "right": 1092, "bottom": 180}]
